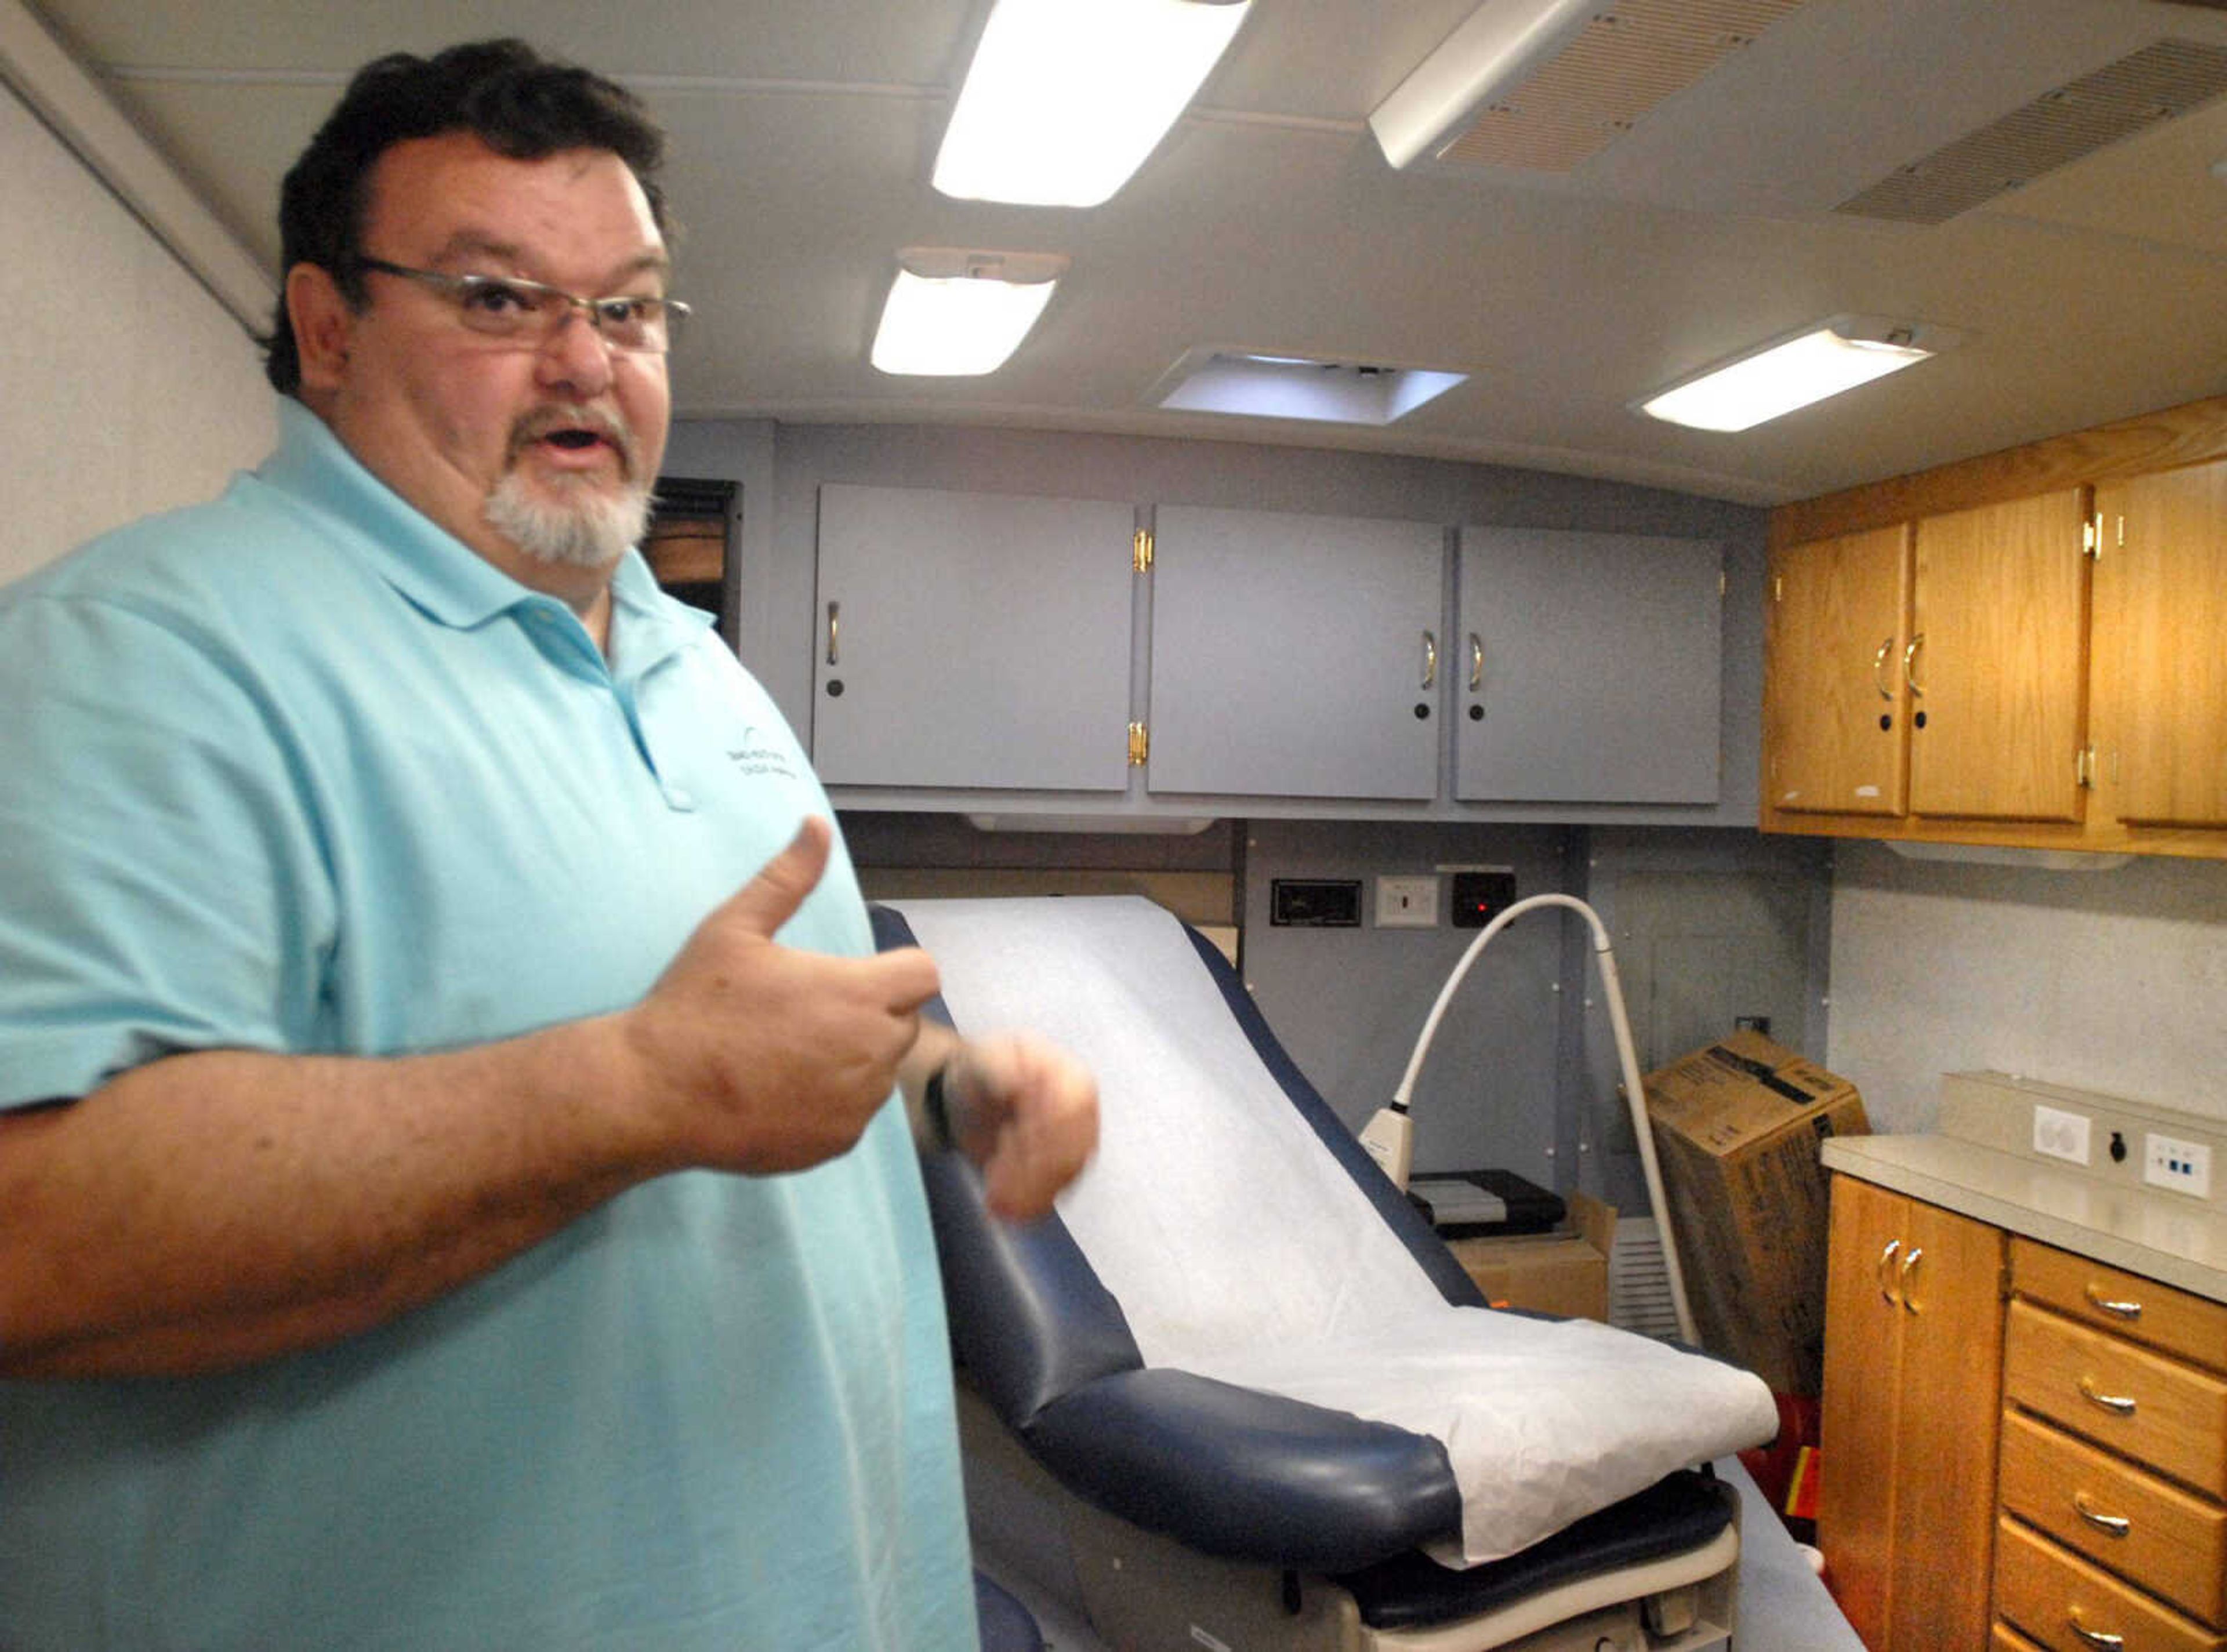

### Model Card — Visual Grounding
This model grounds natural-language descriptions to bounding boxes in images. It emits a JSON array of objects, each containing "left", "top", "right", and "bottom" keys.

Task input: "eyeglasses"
[{"left": 349, "top": 256, "right": 691, "bottom": 354}]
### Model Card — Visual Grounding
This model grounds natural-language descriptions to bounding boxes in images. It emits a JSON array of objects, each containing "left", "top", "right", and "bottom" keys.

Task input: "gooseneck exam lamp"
[{"left": 1361, "top": 894, "right": 1698, "bottom": 1345}]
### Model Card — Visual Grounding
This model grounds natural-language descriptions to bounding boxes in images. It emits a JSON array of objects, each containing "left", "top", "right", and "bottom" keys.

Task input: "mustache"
[{"left": 507, "top": 405, "right": 640, "bottom": 480}]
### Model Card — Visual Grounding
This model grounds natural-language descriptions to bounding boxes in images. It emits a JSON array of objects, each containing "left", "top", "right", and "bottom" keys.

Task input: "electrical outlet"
[
  {"left": 1375, "top": 875, "right": 1438, "bottom": 929},
  {"left": 2033, "top": 1104, "right": 2091, "bottom": 1166},
  {"left": 2143, "top": 1134, "right": 2214, "bottom": 1199}
]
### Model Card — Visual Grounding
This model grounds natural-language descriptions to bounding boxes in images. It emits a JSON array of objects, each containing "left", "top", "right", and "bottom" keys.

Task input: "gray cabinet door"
[
  {"left": 1457, "top": 527, "right": 1722, "bottom": 803},
  {"left": 812, "top": 484, "right": 1136, "bottom": 790},
  {"left": 1148, "top": 506, "right": 1445, "bottom": 799}
]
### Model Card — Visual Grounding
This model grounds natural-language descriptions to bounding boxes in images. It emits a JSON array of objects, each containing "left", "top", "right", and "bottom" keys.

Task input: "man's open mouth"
[{"left": 513, "top": 411, "right": 636, "bottom": 479}]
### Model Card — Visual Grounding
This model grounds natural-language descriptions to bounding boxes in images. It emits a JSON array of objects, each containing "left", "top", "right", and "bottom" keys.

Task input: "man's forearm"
[{"left": 0, "top": 1018, "right": 654, "bottom": 1378}]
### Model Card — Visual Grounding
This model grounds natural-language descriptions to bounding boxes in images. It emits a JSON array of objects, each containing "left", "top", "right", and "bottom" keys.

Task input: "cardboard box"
[
  {"left": 1445, "top": 1191, "right": 1616, "bottom": 1322},
  {"left": 1644, "top": 1032, "right": 1869, "bottom": 1394}
]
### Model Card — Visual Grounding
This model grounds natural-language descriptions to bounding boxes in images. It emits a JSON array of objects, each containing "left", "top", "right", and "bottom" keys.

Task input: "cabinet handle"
[
  {"left": 1421, "top": 631, "right": 1438, "bottom": 691},
  {"left": 2083, "top": 1284, "right": 2142, "bottom": 1320},
  {"left": 2077, "top": 1377, "right": 2138, "bottom": 1417},
  {"left": 2068, "top": 1613, "right": 2126, "bottom": 1649},
  {"left": 1877, "top": 1239, "right": 1901, "bottom": 1306},
  {"left": 1898, "top": 1246, "right": 1923, "bottom": 1312},
  {"left": 2073, "top": 1494, "right": 2132, "bottom": 1538},
  {"left": 1468, "top": 633, "right": 1484, "bottom": 692},
  {"left": 826, "top": 601, "right": 841, "bottom": 667},
  {"left": 1873, "top": 637, "right": 1896, "bottom": 701},
  {"left": 1902, "top": 633, "right": 1925, "bottom": 697}
]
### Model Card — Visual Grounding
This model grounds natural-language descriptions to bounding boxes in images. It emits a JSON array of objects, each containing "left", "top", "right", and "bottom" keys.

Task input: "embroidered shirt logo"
[{"left": 726, "top": 726, "right": 800, "bottom": 780}]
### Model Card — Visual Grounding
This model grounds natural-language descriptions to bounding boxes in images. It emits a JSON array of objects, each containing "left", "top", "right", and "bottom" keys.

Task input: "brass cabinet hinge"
[
  {"left": 2076, "top": 746, "right": 2098, "bottom": 788},
  {"left": 1127, "top": 721, "right": 1149, "bottom": 766},
  {"left": 1133, "top": 528, "right": 1155, "bottom": 573}
]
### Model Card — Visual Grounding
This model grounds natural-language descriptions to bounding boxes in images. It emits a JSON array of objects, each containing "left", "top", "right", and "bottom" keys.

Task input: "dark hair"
[{"left": 262, "top": 38, "right": 669, "bottom": 394}]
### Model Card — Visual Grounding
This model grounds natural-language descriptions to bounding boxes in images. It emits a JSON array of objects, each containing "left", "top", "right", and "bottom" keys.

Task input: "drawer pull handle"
[
  {"left": 1898, "top": 1246, "right": 1923, "bottom": 1312},
  {"left": 2073, "top": 1494, "right": 2131, "bottom": 1538},
  {"left": 1877, "top": 1239, "right": 1901, "bottom": 1306},
  {"left": 2083, "top": 1284, "right": 2142, "bottom": 1320},
  {"left": 2078, "top": 1377, "right": 2138, "bottom": 1417},
  {"left": 2068, "top": 1614, "right": 2125, "bottom": 1649}
]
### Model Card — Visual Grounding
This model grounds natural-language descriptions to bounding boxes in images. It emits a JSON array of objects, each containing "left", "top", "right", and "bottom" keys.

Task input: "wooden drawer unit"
[
  {"left": 1995, "top": 1517, "right": 2225, "bottom": 1652},
  {"left": 2000, "top": 1410, "right": 2227, "bottom": 1624},
  {"left": 2004, "top": 1301, "right": 2227, "bottom": 1494},
  {"left": 1997, "top": 1239, "right": 2227, "bottom": 1651},
  {"left": 2013, "top": 1240, "right": 2227, "bottom": 1373}
]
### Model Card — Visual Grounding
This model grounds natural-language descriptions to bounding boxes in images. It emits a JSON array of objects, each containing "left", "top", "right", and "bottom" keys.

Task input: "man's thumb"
[{"left": 722, "top": 816, "right": 833, "bottom": 938}]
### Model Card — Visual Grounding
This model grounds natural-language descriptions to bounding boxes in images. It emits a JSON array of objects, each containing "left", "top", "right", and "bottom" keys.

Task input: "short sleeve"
[{"left": 0, "top": 591, "right": 336, "bottom": 1107}]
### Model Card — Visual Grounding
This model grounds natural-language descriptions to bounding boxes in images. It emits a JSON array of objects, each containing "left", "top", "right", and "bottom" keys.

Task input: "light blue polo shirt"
[{"left": 0, "top": 399, "right": 976, "bottom": 1651}]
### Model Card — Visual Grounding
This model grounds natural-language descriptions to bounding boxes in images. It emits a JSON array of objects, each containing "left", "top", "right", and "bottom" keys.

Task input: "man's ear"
[{"left": 286, "top": 263, "right": 357, "bottom": 396}]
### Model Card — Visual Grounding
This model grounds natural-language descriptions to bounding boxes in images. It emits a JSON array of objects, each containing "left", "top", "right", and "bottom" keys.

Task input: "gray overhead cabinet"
[
  {"left": 811, "top": 483, "right": 1137, "bottom": 792},
  {"left": 808, "top": 483, "right": 1729, "bottom": 816},
  {"left": 1146, "top": 506, "right": 1445, "bottom": 800},
  {"left": 1456, "top": 527, "right": 1724, "bottom": 805}
]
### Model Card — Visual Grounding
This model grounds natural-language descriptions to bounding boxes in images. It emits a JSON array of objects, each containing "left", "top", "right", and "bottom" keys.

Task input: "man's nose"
[{"left": 536, "top": 306, "right": 615, "bottom": 393}]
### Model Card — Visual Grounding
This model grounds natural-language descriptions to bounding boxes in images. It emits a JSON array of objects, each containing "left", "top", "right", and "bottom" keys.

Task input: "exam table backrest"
[{"left": 870, "top": 905, "right": 1482, "bottom": 1428}]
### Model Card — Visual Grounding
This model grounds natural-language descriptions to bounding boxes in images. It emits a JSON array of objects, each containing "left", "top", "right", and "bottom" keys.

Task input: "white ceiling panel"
[{"left": 14, "top": 0, "right": 2227, "bottom": 504}]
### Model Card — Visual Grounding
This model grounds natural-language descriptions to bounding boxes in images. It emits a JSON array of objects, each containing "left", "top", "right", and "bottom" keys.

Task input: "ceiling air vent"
[
  {"left": 1427, "top": 0, "right": 1811, "bottom": 174},
  {"left": 1836, "top": 38, "right": 2227, "bottom": 224}
]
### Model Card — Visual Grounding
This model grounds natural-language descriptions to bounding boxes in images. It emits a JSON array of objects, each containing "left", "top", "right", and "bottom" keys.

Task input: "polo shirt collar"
[
  {"left": 257, "top": 399, "right": 713, "bottom": 676},
  {"left": 260, "top": 397, "right": 528, "bottom": 633}
]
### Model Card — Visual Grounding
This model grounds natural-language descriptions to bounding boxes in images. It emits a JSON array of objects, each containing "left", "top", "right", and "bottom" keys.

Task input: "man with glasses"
[{"left": 0, "top": 38, "right": 1096, "bottom": 1650}]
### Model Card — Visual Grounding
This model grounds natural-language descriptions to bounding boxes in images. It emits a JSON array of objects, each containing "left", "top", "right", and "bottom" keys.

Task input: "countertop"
[{"left": 1823, "top": 1094, "right": 2227, "bottom": 1306}]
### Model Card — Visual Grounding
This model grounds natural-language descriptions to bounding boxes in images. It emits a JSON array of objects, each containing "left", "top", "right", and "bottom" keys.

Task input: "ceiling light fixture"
[
  {"left": 869, "top": 248, "right": 1069, "bottom": 377},
  {"left": 1638, "top": 317, "right": 1957, "bottom": 433},
  {"left": 933, "top": 0, "right": 1253, "bottom": 208},
  {"left": 1368, "top": 0, "right": 1597, "bottom": 170}
]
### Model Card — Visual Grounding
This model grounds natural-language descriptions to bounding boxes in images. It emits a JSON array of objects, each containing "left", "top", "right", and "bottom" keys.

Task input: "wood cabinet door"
[
  {"left": 1889, "top": 1198, "right": 2008, "bottom": 1652},
  {"left": 2097, "top": 461, "right": 2227, "bottom": 828},
  {"left": 1822, "top": 1175, "right": 1907, "bottom": 1649},
  {"left": 1764, "top": 525, "right": 1912, "bottom": 816},
  {"left": 1909, "top": 489, "right": 2092, "bottom": 822}
]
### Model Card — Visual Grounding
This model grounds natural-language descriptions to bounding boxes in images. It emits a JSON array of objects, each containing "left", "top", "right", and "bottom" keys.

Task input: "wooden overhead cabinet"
[
  {"left": 1763, "top": 522, "right": 1913, "bottom": 819},
  {"left": 1764, "top": 487, "right": 2095, "bottom": 841},
  {"left": 2093, "top": 458, "right": 2227, "bottom": 833},
  {"left": 1906, "top": 489, "right": 2092, "bottom": 822}
]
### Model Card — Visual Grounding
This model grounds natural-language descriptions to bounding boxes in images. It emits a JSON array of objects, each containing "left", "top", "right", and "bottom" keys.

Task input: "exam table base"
[{"left": 959, "top": 1389, "right": 1739, "bottom": 1652}]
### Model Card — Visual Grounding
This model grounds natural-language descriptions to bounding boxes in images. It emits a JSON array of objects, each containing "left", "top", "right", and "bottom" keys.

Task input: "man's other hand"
[{"left": 940, "top": 1033, "right": 1099, "bottom": 1222}]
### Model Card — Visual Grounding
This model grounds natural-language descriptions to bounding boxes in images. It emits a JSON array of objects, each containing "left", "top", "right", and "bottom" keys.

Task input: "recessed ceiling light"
[{"left": 934, "top": 0, "right": 1253, "bottom": 208}]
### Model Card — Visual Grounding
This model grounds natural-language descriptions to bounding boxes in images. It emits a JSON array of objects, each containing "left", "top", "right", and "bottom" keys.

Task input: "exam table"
[{"left": 876, "top": 898, "right": 1779, "bottom": 1652}]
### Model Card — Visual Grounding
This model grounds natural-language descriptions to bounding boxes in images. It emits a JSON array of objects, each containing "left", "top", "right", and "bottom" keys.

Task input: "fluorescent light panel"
[
  {"left": 934, "top": 0, "right": 1252, "bottom": 208},
  {"left": 871, "top": 250, "right": 1067, "bottom": 377},
  {"left": 1369, "top": 0, "right": 1597, "bottom": 169},
  {"left": 1640, "top": 319, "right": 1941, "bottom": 433},
  {"left": 1154, "top": 350, "right": 1467, "bottom": 426}
]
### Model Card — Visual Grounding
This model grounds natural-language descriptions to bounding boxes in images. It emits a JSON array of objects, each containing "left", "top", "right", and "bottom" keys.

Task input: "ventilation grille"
[
  {"left": 1607, "top": 1215, "right": 1685, "bottom": 1340},
  {"left": 1837, "top": 38, "right": 2227, "bottom": 223},
  {"left": 1437, "top": 0, "right": 1811, "bottom": 173}
]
